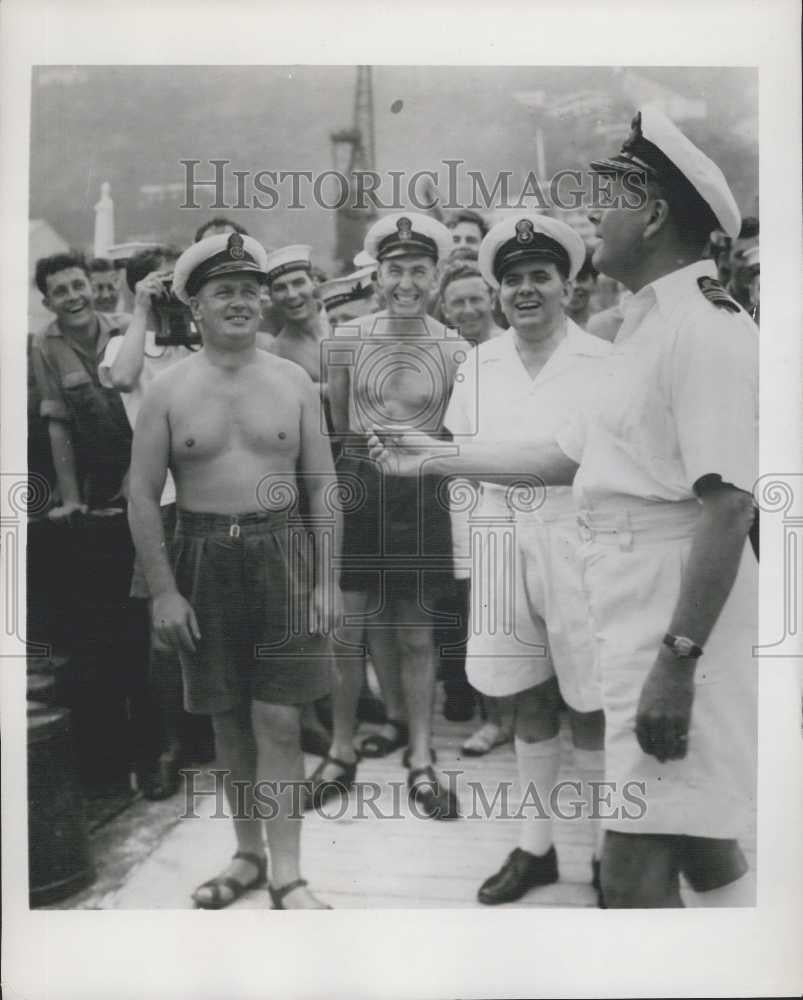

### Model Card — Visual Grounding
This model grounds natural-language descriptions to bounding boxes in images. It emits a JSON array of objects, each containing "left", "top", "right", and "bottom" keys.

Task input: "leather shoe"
[{"left": 478, "top": 846, "right": 559, "bottom": 905}]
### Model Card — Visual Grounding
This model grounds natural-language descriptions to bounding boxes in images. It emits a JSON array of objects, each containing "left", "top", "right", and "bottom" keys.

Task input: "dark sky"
[{"left": 30, "top": 65, "right": 758, "bottom": 271}]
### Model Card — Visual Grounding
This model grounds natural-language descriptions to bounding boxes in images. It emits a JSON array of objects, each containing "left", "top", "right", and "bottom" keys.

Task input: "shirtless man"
[
  {"left": 128, "top": 232, "right": 338, "bottom": 910},
  {"left": 258, "top": 245, "right": 330, "bottom": 383},
  {"left": 317, "top": 212, "right": 468, "bottom": 819}
]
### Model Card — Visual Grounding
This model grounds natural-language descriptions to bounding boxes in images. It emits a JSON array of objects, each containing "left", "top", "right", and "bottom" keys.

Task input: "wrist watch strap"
[{"left": 663, "top": 633, "right": 704, "bottom": 659}]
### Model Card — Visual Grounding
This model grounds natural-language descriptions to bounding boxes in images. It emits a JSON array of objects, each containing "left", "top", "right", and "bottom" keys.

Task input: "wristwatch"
[{"left": 663, "top": 633, "right": 704, "bottom": 659}]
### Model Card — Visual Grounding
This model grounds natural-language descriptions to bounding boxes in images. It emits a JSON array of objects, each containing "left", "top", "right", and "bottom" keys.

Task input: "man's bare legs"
[
  {"left": 320, "top": 589, "right": 370, "bottom": 777},
  {"left": 252, "top": 699, "right": 327, "bottom": 908},
  {"left": 192, "top": 700, "right": 327, "bottom": 908},
  {"left": 363, "top": 606, "right": 406, "bottom": 743},
  {"left": 191, "top": 705, "right": 263, "bottom": 906},
  {"left": 394, "top": 598, "right": 437, "bottom": 770}
]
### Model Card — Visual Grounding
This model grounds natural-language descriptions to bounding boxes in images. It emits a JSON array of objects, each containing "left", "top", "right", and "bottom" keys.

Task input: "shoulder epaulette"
[{"left": 696, "top": 277, "right": 741, "bottom": 314}]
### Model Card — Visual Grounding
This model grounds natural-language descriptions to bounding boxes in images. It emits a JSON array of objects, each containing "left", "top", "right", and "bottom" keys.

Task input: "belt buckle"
[{"left": 229, "top": 521, "right": 241, "bottom": 539}]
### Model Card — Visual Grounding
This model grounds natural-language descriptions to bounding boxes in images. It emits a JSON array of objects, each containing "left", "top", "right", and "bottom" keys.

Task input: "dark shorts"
[
  {"left": 337, "top": 450, "right": 454, "bottom": 611},
  {"left": 172, "top": 509, "right": 332, "bottom": 715}
]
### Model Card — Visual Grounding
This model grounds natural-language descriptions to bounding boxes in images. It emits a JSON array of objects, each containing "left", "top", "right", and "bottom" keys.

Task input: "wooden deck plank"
[{"left": 69, "top": 686, "right": 756, "bottom": 910}]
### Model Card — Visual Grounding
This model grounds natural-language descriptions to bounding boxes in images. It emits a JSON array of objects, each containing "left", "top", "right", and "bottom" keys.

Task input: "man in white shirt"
[
  {"left": 99, "top": 245, "right": 200, "bottom": 797},
  {"left": 371, "top": 109, "right": 758, "bottom": 908},
  {"left": 445, "top": 215, "right": 609, "bottom": 905}
]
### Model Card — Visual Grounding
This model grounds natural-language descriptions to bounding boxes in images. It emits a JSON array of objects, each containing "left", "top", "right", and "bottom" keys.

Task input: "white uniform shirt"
[
  {"left": 100, "top": 331, "right": 194, "bottom": 506},
  {"left": 557, "top": 260, "right": 758, "bottom": 509},
  {"left": 445, "top": 320, "right": 611, "bottom": 574}
]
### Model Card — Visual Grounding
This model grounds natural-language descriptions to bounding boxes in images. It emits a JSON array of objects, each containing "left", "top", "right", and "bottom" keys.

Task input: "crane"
[{"left": 330, "top": 66, "right": 378, "bottom": 273}]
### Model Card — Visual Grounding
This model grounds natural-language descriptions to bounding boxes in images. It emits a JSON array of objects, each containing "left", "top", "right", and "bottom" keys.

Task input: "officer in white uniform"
[
  {"left": 446, "top": 214, "right": 611, "bottom": 905},
  {"left": 369, "top": 108, "right": 758, "bottom": 908}
]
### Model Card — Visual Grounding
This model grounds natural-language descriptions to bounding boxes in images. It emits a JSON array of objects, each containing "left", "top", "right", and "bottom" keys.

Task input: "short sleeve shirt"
[
  {"left": 31, "top": 311, "right": 131, "bottom": 421},
  {"left": 446, "top": 320, "right": 612, "bottom": 570},
  {"left": 556, "top": 261, "right": 758, "bottom": 509}
]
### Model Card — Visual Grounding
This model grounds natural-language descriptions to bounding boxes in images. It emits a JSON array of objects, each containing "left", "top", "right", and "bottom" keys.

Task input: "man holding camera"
[
  {"left": 128, "top": 232, "right": 338, "bottom": 909},
  {"left": 99, "top": 246, "right": 207, "bottom": 798}
]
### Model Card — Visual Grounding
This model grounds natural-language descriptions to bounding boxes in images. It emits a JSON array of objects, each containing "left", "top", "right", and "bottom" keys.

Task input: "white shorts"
[
  {"left": 464, "top": 500, "right": 601, "bottom": 712},
  {"left": 578, "top": 500, "right": 758, "bottom": 839}
]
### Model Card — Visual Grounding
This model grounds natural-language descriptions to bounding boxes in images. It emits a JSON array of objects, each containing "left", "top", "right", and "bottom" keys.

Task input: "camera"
[{"left": 151, "top": 277, "right": 201, "bottom": 347}]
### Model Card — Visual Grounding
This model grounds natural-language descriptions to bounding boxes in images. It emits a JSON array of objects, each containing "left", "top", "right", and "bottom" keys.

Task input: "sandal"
[
  {"left": 191, "top": 850, "right": 267, "bottom": 910},
  {"left": 268, "top": 877, "right": 333, "bottom": 910},
  {"left": 407, "top": 765, "right": 460, "bottom": 820},
  {"left": 359, "top": 719, "right": 409, "bottom": 758},
  {"left": 401, "top": 747, "right": 437, "bottom": 768},
  {"left": 460, "top": 723, "right": 513, "bottom": 757},
  {"left": 304, "top": 754, "right": 359, "bottom": 812}
]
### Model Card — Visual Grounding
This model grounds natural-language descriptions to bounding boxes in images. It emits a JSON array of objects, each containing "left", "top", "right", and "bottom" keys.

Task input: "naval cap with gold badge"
[
  {"left": 364, "top": 212, "right": 453, "bottom": 265},
  {"left": 589, "top": 106, "right": 741, "bottom": 240},
  {"left": 173, "top": 232, "right": 269, "bottom": 304},
  {"left": 478, "top": 214, "right": 586, "bottom": 289},
  {"left": 263, "top": 244, "right": 313, "bottom": 287}
]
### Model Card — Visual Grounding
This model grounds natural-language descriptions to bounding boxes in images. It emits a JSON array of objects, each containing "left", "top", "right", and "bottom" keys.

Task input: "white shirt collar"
[{"left": 616, "top": 260, "right": 717, "bottom": 341}]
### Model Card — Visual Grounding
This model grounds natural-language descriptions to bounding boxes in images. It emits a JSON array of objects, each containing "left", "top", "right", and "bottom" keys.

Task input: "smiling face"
[
  {"left": 441, "top": 275, "right": 493, "bottom": 339},
  {"left": 497, "top": 259, "right": 571, "bottom": 338},
  {"left": 377, "top": 254, "right": 437, "bottom": 317},
  {"left": 43, "top": 266, "right": 95, "bottom": 330},
  {"left": 268, "top": 268, "right": 317, "bottom": 325},
  {"left": 90, "top": 271, "right": 119, "bottom": 312},
  {"left": 191, "top": 273, "right": 263, "bottom": 346}
]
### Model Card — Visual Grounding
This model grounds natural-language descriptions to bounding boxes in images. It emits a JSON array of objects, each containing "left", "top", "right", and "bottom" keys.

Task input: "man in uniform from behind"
[
  {"left": 129, "top": 232, "right": 338, "bottom": 909},
  {"left": 372, "top": 109, "right": 759, "bottom": 907}
]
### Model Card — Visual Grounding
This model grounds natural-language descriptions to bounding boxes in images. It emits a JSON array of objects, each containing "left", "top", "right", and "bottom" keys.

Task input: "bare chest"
[
  {"left": 351, "top": 340, "right": 455, "bottom": 428},
  {"left": 275, "top": 333, "right": 323, "bottom": 383},
  {"left": 170, "top": 375, "right": 301, "bottom": 463}
]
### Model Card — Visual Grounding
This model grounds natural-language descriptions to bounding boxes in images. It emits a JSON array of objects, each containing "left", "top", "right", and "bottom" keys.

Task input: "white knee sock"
[
  {"left": 689, "top": 869, "right": 756, "bottom": 907},
  {"left": 515, "top": 735, "right": 561, "bottom": 857},
  {"left": 573, "top": 747, "right": 606, "bottom": 859}
]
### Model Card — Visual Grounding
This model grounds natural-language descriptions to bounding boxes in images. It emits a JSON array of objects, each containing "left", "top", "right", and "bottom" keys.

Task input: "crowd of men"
[{"left": 28, "top": 107, "right": 759, "bottom": 910}]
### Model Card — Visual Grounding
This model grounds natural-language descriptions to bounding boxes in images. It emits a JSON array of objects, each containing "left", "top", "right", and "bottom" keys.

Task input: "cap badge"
[
  {"left": 622, "top": 111, "right": 643, "bottom": 154},
  {"left": 396, "top": 217, "right": 413, "bottom": 241},
  {"left": 227, "top": 232, "right": 245, "bottom": 260},
  {"left": 515, "top": 219, "right": 535, "bottom": 244}
]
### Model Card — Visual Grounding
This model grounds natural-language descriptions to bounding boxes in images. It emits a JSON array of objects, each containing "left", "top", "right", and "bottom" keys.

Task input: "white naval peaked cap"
[
  {"left": 590, "top": 106, "right": 742, "bottom": 240},
  {"left": 319, "top": 265, "right": 376, "bottom": 311},
  {"left": 172, "top": 232, "right": 269, "bottom": 304},
  {"left": 478, "top": 213, "right": 586, "bottom": 288},
  {"left": 263, "top": 244, "right": 313, "bottom": 285},
  {"left": 353, "top": 249, "right": 378, "bottom": 270},
  {"left": 364, "top": 212, "right": 453, "bottom": 264},
  {"left": 742, "top": 245, "right": 760, "bottom": 268}
]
